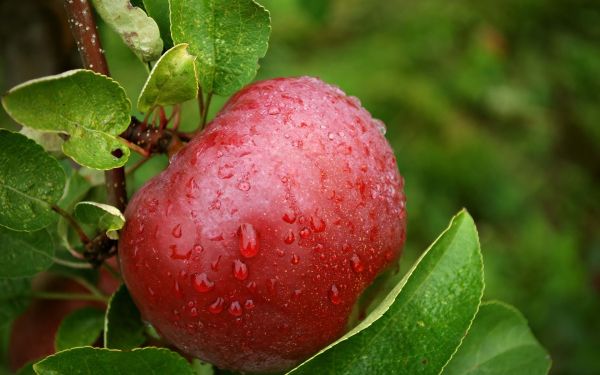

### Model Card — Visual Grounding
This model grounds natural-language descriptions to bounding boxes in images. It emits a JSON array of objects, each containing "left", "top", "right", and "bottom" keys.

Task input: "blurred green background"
[{"left": 1, "top": 0, "right": 599, "bottom": 373}]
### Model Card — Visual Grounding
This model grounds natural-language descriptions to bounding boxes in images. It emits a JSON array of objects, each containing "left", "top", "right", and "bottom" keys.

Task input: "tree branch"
[{"left": 63, "top": 0, "right": 127, "bottom": 211}]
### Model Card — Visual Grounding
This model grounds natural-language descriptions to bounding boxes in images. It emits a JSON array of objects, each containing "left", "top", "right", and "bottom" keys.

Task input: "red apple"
[{"left": 119, "top": 77, "right": 406, "bottom": 373}]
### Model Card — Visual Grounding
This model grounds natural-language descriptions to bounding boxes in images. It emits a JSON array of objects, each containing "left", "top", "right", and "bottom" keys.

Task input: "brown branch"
[
  {"left": 63, "top": 0, "right": 127, "bottom": 211},
  {"left": 51, "top": 204, "right": 90, "bottom": 245}
]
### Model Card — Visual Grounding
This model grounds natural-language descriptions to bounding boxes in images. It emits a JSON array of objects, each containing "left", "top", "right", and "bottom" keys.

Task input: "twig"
[
  {"left": 52, "top": 204, "right": 90, "bottom": 245},
  {"left": 64, "top": 0, "right": 127, "bottom": 211}
]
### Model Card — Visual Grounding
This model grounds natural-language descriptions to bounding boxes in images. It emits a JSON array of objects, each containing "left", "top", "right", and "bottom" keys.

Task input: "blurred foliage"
[{"left": 1, "top": 0, "right": 599, "bottom": 373}]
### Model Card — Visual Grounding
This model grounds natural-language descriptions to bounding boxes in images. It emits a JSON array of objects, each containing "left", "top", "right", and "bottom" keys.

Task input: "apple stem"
[{"left": 63, "top": 0, "right": 127, "bottom": 211}]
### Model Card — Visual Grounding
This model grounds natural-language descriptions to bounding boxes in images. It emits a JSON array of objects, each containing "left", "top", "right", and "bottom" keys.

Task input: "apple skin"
[{"left": 119, "top": 77, "right": 406, "bottom": 373}]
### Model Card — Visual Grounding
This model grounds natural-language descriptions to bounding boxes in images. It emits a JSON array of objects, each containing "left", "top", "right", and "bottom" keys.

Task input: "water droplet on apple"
[
  {"left": 189, "top": 307, "right": 198, "bottom": 317},
  {"left": 299, "top": 227, "right": 311, "bottom": 239},
  {"left": 233, "top": 259, "right": 249, "bottom": 280},
  {"left": 237, "top": 181, "right": 251, "bottom": 191},
  {"left": 246, "top": 281, "right": 257, "bottom": 293},
  {"left": 282, "top": 211, "right": 296, "bottom": 224},
  {"left": 291, "top": 254, "right": 300, "bottom": 265},
  {"left": 310, "top": 216, "right": 326, "bottom": 232},
  {"left": 228, "top": 301, "right": 243, "bottom": 316},
  {"left": 208, "top": 297, "right": 224, "bottom": 314},
  {"left": 284, "top": 230, "right": 295, "bottom": 244},
  {"left": 170, "top": 244, "right": 191, "bottom": 260},
  {"left": 217, "top": 164, "right": 234, "bottom": 179},
  {"left": 329, "top": 284, "right": 342, "bottom": 305},
  {"left": 351, "top": 254, "right": 365, "bottom": 273},
  {"left": 192, "top": 273, "right": 214, "bottom": 293},
  {"left": 267, "top": 278, "right": 277, "bottom": 294},
  {"left": 244, "top": 299, "right": 255, "bottom": 310},
  {"left": 238, "top": 223, "right": 259, "bottom": 257},
  {"left": 211, "top": 256, "right": 221, "bottom": 271}
]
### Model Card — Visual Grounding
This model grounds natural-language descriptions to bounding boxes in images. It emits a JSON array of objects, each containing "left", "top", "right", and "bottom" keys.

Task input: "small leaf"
[
  {"left": 2, "top": 70, "right": 131, "bottom": 170},
  {"left": 55, "top": 307, "right": 105, "bottom": 352},
  {"left": 104, "top": 285, "right": 145, "bottom": 349},
  {"left": 191, "top": 359, "right": 214, "bottom": 375},
  {"left": 0, "top": 226, "right": 54, "bottom": 278},
  {"left": 74, "top": 201, "right": 125, "bottom": 240},
  {"left": 443, "top": 301, "right": 551, "bottom": 375},
  {"left": 0, "top": 130, "right": 66, "bottom": 231},
  {"left": 143, "top": 0, "right": 173, "bottom": 48},
  {"left": 91, "top": 0, "right": 163, "bottom": 62},
  {"left": 288, "top": 210, "right": 484, "bottom": 375},
  {"left": 33, "top": 347, "right": 195, "bottom": 374},
  {"left": 137, "top": 43, "right": 198, "bottom": 113},
  {"left": 170, "top": 0, "right": 271, "bottom": 96},
  {"left": 0, "top": 278, "right": 31, "bottom": 329}
]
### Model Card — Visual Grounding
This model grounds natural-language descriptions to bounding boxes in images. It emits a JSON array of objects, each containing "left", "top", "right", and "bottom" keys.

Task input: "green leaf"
[
  {"left": 143, "top": 0, "right": 173, "bottom": 48},
  {"left": 0, "top": 226, "right": 54, "bottom": 278},
  {"left": 55, "top": 307, "right": 105, "bottom": 352},
  {"left": 191, "top": 359, "right": 214, "bottom": 375},
  {"left": 443, "top": 301, "right": 551, "bottom": 375},
  {"left": 91, "top": 0, "right": 163, "bottom": 62},
  {"left": 104, "top": 285, "right": 145, "bottom": 349},
  {"left": 74, "top": 201, "right": 125, "bottom": 240},
  {"left": 170, "top": 0, "right": 271, "bottom": 96},
  {"left": 33, "top": 347, "right": 195, "bottom": 374},
  {"left": 288, "top": 210, "right": 484, "bottom": 375},
  {"left": 0, "top": 130, "right": 66, "bottom": 231},
  {"left": 0, "top": 278, "right": 31, "bottom": 329},
  {"left": 137, "top": 43, "right": 198, "bottom": 113},
  {"left": 2, "top": 70, "right": 131, "bottom": 170}
]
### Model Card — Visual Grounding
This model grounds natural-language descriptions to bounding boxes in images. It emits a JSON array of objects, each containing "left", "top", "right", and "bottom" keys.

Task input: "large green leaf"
[
  {"left": 91, "top": 0, "right": 163, "bottom": 62},
  {"left": 0, "top": 278, "right": 31, "bottom": 329},
  {"left": 74, "top": 201, "right": 125, "bottom": 240},
  {"left": 170, "top": 0, "right": 271, "bottom": 96},
  {"left": 55, "top": 307, "right": 106, "bottom": 352},
  {"left": 104, "top": 285, "right": 145, "bottom": 350},
  {"left": 0, "top": 226, "right": 54, "bottom": 278},
  {"left": 137, "top": 43, "right": 198, "bottom": 113},
  {"left": 444, "top": 301, "right": 551, "bottom": 375},
  {"left": 2, "top": 70, "right": 131, "bottom": 170},
  {"left": 143, "top": 0, "right": 173, "bottom": 48},
  {"left": 289, "top": 210, "right": 484, "bottom": 374},
  {"left": 33, "top": 347, "right": 194, "bottom": 374},
  {"left": 0, "top": 130, "right": 66, "bottom": 231}
]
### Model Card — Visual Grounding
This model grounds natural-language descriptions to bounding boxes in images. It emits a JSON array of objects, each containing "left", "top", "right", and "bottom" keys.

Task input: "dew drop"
[
  {"left": 171, "top": 224, "right": 182, "bottom": 238},
  {"left": 351, "top": 254, "right": 365, "bottom": 273},
  {"left": 244, "top": 299, "right": 255, "bottom": 310},
  {"left": 292, "top": 289, "right": 302, "bottom": 299},
  {"left": 170, "top": 244, "right": 191, "bottom": 260},
  {"left": 313, "top": 243, "right": 324, "bottom": 252},
  {"left": 238, "top": 223, "right": 259, "bottom": 258},
  {"left": 189, "top": 307, "right": 198, "bottom": 317},
  {"left": 211, "top": 256, "right": 222, "bottom": 271},
  {"left": 147, "top": 286, "right": 155, "bottom": 297},
  {"left": 192, "top": 273, "right": 214, "bottom": 293},
  {"left": 267, "top": 278, "right": 277, "bottom": 294},
  {"left": 174, "top": 280, "right": 183, "bottom": 298},
  {"left": 284, "top": 230, "right": 295, "bottom": 244},
  {"left": 291, "top": 254, "right": 300, "bottom": 265},
  {"left": 282, "top": 211, "right": 297, "bottom": 224},
  {"left": 310, "top": 216, "right": 326, "bottom": 232},
  {"left": 228, "top": 301, "right": 243, "bottom": 316},
  {"left": 276, "top": 248, "right": 285, "bottom": 257},
  {"left": 233, "top": 259, "right": 249, "bottom": 280},
  {"left": 237, "top": 181, "right": 251, "bottom": 191},
  {"left": 137, "top": 222, "right": 145, "bottom": 234},
  {"left": 329, "top": 284, "right": 342, "bottom": 305},
  {"left": 299, "top": 227, "right": 311, "bottom": 239},
  {"left": 193, "top": 244, "right": 204, "bottom": 253},
  {"left": 208, "top": 297, "right": 224, "bottom": 314},
  {"left": 246, "top": 281, "right": 257, "bottom": 293},
  {"left": 217, "top": 164, "right": 234, "bottom": 179}
]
